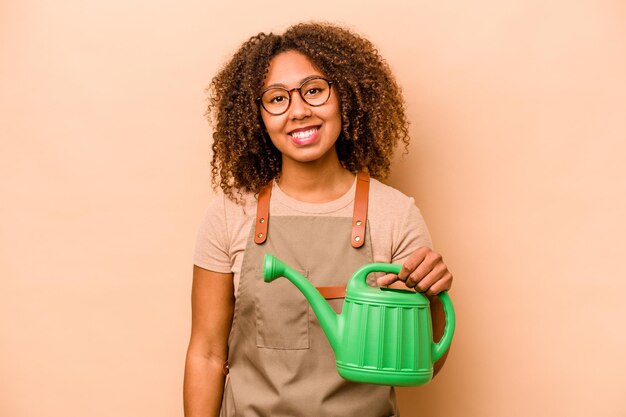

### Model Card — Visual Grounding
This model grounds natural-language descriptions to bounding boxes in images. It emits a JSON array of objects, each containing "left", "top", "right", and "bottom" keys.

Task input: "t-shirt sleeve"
[
  {"left": 391, "top": 198, "right": 433, "bottom": 265},
  {"left": 193, "top": 193, "right": 233, "bottom": 273}
]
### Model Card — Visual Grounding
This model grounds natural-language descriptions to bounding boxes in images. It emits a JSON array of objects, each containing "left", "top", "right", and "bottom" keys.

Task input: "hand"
[{"left": 377, "top": 247, "right": 453, "bottom": 295}]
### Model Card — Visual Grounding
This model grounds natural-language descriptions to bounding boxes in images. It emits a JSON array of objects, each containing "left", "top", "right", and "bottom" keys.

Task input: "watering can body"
[{"left": 263, "top": 254, "right": 455, "bottom": 386}]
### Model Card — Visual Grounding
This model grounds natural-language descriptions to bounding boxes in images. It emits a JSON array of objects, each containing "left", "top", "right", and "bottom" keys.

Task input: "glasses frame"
[{"left": 257, "top": 77, "right": 334, "bottom": 116}]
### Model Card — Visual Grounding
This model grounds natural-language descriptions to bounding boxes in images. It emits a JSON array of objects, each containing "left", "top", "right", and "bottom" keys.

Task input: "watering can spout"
[{"left": 263, "top": 254, "right": 340, "bottom": 351}]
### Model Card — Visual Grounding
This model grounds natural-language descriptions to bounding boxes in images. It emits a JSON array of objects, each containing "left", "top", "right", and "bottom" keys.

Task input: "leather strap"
[
  {"left": 254, "top": 183, "right": 272, "bottom": 244},
  {"left": 351, "top": 171, "right": 370, "bottom": 248},
  {"left": 316, "top": 285, "right": 347, "bottom": 300}
]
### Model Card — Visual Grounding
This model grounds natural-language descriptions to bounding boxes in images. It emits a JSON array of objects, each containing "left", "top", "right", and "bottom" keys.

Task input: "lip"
[
  {"left": 288, "top": 125, "right": 321, "bottom": 135},
  {"left": 288, "top": 125, "right": 321, "bottom": 146}
]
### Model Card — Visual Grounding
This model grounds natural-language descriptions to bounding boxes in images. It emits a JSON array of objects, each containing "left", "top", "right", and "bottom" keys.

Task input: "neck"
[{"left": 277, "top": 158, "right": 355, "bottom": 203}]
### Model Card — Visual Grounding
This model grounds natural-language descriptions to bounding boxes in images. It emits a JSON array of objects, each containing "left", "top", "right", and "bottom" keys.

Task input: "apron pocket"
[{"left": 255, "top": 268, "right": 310, "bottom": 349}]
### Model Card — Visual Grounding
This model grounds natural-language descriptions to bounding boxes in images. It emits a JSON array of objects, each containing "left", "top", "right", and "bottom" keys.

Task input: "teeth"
[{"left": 291, "top": 128, "right": 317, "bottom": 139}]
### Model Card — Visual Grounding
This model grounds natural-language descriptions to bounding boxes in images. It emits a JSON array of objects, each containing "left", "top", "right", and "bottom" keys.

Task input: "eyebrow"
[{"left": 262, "top": 75, "right": 323, "bottom": 90}]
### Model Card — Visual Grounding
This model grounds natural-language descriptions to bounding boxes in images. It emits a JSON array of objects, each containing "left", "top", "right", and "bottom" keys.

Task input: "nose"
[{"left": 288, "top": 90, "right": 311, "bottom": 119}]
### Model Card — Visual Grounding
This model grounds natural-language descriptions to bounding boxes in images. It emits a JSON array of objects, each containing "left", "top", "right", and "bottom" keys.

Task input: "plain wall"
[{"left": 1, "top": 0, "right": 625, "bottom": 416}]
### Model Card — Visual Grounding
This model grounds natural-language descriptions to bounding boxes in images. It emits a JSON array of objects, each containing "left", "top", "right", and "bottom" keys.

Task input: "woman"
[{"left": 184, "top": 22, "right": 454, "bottom": 417}]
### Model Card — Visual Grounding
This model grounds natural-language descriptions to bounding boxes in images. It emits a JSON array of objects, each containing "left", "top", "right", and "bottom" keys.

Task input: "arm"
[{"left": 183, "top": 266, "right": 234, "bottom": 417}]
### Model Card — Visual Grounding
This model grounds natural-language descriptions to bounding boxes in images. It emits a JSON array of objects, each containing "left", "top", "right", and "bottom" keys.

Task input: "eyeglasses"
[{"left": 258, "top": 77, "right": 333, "bottom": 116}]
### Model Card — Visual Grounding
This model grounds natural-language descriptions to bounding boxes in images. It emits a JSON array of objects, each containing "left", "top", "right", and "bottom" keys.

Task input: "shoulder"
[
  {"left": 369, "top": 178, "right": 416, "bottom": 213},
  {"left": 194, "top": 189, "right": 257, "bottom": 271},
  {"left": 367, "top": 178, "right": 432, "bottom": 263},
  {"left": 368, "top": 178, "right": 421, "bottom": 228},
  {"left": 204, "top": 188, "right": 257, "bottom": 219},
  {"left": 197, "top": 189, "right": 257, "bottom": 244}
]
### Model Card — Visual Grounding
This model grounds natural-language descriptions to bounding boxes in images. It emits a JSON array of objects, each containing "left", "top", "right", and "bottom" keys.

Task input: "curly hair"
[{"left": 206, "top": 22, "right": 410, "bottom": 200}]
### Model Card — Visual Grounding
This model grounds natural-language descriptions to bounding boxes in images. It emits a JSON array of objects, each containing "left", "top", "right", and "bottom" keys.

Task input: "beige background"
[{"left": 1, "top": 0, "right": 625, "bottom": 416}]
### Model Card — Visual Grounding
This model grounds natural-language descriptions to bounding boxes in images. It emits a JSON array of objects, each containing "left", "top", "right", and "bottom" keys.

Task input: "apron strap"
[
  {"left": 254, "top": 171, "right": 370, "bottom": 299},
  {"left": 316, "top": 285, "right": 347, "bottom": 299},
  {"left": 254, "top": 182, "right": 271, "bottom": 244},
  {"left": 351, "top": 171, "right": 370, "bottom": 248}
]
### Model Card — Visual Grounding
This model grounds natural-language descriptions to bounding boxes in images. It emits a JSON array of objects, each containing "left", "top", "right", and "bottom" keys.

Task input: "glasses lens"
[
  {"left": 301, "top": 78, "right": 330, "bottom": 106},
  {"left": 262, "top": 88, "right": 290, "bottom": 114}
]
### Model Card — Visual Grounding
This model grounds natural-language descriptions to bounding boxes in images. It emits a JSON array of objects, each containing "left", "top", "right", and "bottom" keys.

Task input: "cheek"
[
  {"left": 261, "top": 110, "right": 286, "bottom": 131},
  {"left": 260, "top": 112, "right": 270, "bottom": 131},
  {"left": 260, "top": 116, "right": 285, "bottom": 149},
  {"left": 327, "top": 103, "right": 342, "bottom": 134},
  {"left": 328, "top": 98, "right": 342, "bottom": 125}
]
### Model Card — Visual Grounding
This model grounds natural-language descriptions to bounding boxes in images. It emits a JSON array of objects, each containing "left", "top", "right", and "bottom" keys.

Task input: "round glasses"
[{"left": 258, "top": 77, "right": 333, "bottom": 116}]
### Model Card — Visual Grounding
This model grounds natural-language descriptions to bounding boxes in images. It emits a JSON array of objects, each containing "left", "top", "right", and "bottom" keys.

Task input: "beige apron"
[{"left": 221, "top": 173, "right": 397, "bottom": 417}]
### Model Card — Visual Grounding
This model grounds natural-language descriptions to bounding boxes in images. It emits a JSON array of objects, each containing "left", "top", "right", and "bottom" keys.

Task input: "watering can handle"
[
  {"left": 432, "top": 291, "right": 455, "bottom": 362},
  {"left": 347, "top": 263, "right": 402, "bottom": 293}
]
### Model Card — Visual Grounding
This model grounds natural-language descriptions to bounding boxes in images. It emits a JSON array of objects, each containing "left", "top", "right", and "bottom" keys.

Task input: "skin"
[
  {"left": 183, "top": 268, "right": 233, "bottom": 417},
  {"left": 183, "top": 51, "right": 453, "bottom": 417}
]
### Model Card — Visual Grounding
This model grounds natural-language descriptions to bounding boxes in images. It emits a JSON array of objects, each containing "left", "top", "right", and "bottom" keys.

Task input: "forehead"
[{"left": 263, "top": 51, "right": 325, "bottom": 87}]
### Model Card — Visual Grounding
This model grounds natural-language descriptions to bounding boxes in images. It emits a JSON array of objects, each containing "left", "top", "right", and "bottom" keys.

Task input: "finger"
[
  {"left": 406, "top": 251, "right": 443, "bottom": 288},
  {"left": 425, "top": 272, "right": 453, "bottom": 296},
  {"left": 406, "top": 261, "right": 435, "bottom": 288},
  {"left": 414, "top": 263, "right": 447, "bottom": 293},
  {"left": 398, "top": 247, "right": 429, "bottom": 281},
  {"left": 376, "top": 273, "right": 399, "bottom": 287}
]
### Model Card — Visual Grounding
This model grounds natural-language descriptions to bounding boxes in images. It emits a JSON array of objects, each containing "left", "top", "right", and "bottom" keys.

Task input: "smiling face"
[{"left": 260, "top": 50, "right": 342, "bottom": 168}]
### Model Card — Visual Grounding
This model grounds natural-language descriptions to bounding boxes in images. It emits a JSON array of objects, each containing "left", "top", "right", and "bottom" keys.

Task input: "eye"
[
  {"left": 304, "top": 87, "right": 322, "bottom": 96},
  {"left": 263, "top": 89, "right": 289, "bottom": 105},
  {"left": 302, "top": 79, "right": 328, "bottom": 98}
]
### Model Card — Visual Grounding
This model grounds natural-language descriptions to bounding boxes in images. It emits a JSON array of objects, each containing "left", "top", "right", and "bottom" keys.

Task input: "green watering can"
[{"left": 263, "top": 254, "right": 455, "bottom": 386}]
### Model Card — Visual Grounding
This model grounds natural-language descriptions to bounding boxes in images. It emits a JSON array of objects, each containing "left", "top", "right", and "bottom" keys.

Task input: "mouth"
[{"left": 288, "top": 126, "right": 320, "bottom": 145}]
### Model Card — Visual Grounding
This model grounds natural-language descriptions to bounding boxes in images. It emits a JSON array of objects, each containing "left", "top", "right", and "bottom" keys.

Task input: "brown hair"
[{"left": 206, "top": 22, "right": 410, "bottom": 200}]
